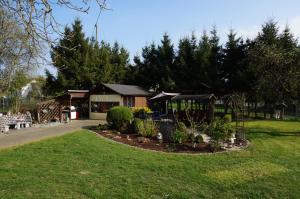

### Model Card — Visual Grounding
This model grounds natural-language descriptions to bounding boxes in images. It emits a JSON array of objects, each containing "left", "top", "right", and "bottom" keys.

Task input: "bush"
[
  {"left": 132, "top": 107, "right": 152, "bottom": 114},
  {"left": 134, "top": 118, "right": 158, "bottom": 137},
  {"left": 134, "top": 118, "right": 145, "bottom": 134},
  {"left": 195, "top": 135, "right": 203, "bottom": 143},
  {"left": 208, "top": 118, "right": 234, "bottom": 152},
  {"left": 176, "top": 122, "right": 188, "bottom": 134},
  {"left": 144, "top": 119, "right": 157, "bottom": 137},
  {"left": 224, "top": 114, "right": 232, "bottom": 123},
  {"left": 96, "top": 123, "right": 109, "bottom": 131},
  {"left": 187, "top": 133, "right": 204, "bottom": 148},
  {"left": 132, "top": 107, "right": 152, "bottom": 119},
  {"left": 107, "top": 106, "right": 133, "bottom": 133},
  {"left": 172, "top": 129, "right": 188, "bottom": 144}
]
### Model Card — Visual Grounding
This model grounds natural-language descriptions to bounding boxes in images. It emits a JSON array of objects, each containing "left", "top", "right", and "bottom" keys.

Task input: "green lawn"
[{"left": 0, "top": 121, "right": 299, "bottom": 199}]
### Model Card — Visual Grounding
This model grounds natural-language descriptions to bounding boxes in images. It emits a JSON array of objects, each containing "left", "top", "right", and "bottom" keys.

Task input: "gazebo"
[
  {"left": 149, "top": 92, "right": 180, "bottom": 117},
  {"left": 171, "top": 94, "right": 216, "bottom": 123},
  {"left": 150, "top": 92, "right": 216, "bottom": 123}
]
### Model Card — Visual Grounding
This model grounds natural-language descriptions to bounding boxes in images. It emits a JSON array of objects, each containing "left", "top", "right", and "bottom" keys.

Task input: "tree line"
[{"left": 45, "top": 19, "right": 300, "bottom": 106}]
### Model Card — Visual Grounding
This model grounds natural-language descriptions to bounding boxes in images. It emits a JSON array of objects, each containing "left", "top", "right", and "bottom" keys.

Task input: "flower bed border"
[{"left": 91, "top": 129, "right": 250, "bottom": 154}]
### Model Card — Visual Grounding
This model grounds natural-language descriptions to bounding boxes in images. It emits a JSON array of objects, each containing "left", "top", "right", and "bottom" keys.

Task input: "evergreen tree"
[
  {"left": 222, "top": 29, "right": 248, "bottom": 93},
  {"left": 45, "top": 19, "right": 130, "bottom": 96},
  {"left": 194, "top": 31, "right": 212, "bottom": 92},
  {"left": 208, "top": 26, "right": 223, "bottom": 93},
  {"left": 134, "top": 43, "right": 160, "bottom": 91},
  {"left": 51, "top": 19, "right": 90, "bottom": 91},
  {"left": 174, "top": 34, "right": 197, "bottom": 92},
  {"left": 44, "top": 69, "right": 58, "bottom": 96},
  {"left": 157, "top": 33, "right": 176, "bottom": 91},
  {"left": 133, "top": 34, "right": 176, "bottom": 92},
  {"left": 110, "top": 42, "right": 130, "bottom": 83}
]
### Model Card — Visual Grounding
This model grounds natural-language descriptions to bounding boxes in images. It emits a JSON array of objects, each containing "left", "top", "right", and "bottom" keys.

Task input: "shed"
[
  {"left": 89, "top": 84, "right": 151, "bottom": 119},
  {"left": 37, "top": 90, "right": 89, "bottom": 122}
]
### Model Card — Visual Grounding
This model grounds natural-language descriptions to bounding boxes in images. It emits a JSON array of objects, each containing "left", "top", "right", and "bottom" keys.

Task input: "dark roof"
[
  {"left": 172, "top": 94, "right": 216, "bottom": 102},
  {"left": 103, "top": 83, "right": 151, "bottom": 96},
  {"left": 149, "top": 92, "right": 180, "bottom": 101},
  {"left": 67, "top": 90, "right": 89, "bottom": 93}
]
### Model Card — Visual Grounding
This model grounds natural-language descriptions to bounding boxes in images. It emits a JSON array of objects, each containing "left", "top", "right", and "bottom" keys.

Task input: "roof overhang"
[
  {"left": 67, "top": 90, "right": 89, "bottom": 93},
  {"left": 171, "top": 94, "right": 216, "bottom": 103},
  {"left": 149, "top": 91, "right": 180, "bottom": 101}
]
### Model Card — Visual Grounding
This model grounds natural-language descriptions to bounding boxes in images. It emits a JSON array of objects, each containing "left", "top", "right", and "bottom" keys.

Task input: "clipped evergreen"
[{"left": 106, "top": 106, "right": 133, "bottom": 133}]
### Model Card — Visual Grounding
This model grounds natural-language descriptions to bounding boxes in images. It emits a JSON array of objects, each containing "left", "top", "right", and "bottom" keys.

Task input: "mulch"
[{"left": 92, "top": 129, "right": 221, "bottom": 153}]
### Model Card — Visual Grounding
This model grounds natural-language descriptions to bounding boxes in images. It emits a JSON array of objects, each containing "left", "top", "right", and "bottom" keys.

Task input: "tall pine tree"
[
  {"left": 222, "top": 29, "right": 248, "bottom": 93},
  {"left": 51, "top": 19, "right": 90, "bottom": 91}
]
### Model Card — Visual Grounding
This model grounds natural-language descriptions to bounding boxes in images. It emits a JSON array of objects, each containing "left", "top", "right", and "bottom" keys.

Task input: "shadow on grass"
[
  {"left": 81, "top": 125, "right": 98, "bottom": 130},
  {"left": 247, "top": 127, "right": 300, "bottom": 139}
]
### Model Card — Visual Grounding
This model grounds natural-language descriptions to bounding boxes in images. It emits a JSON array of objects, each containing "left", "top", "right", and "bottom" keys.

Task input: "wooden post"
[
  {"left": 59, "top": 104, "right": 62, "bottom": 122},
  {"left": 210, "top": 100, "right": 215, "bottom": 122},
  {"left": 254, "top": 101, "right": 258, "bottom": 118},
  {"left": 69, "top": 95, "right": 72, "bottom": 122},
  {"left": 280, "top": 106, "right": 285, "bottom": 120},
  {"left": 165, "top": 100, "right": 168, "bottom": 115},
  {"left": 37, "top": 104, "right": 40, "bottom": 123}
]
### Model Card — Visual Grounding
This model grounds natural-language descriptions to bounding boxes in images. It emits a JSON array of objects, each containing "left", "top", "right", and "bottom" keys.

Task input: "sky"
[{"left": 39, "top": 0, "right": 300, "bottom": 76}]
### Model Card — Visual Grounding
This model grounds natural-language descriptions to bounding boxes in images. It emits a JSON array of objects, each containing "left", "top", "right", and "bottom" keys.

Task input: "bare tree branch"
[{"left": 0, "top": 0, "right": 108, "bottom": 93}]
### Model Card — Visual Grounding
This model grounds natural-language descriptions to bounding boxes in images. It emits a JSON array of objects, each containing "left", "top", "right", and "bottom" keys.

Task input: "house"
[
  {"left": 89, "top": 84, "right": 151, "bottom": 119},
  {"left": 36, "top": 84, "right": 151, "bottom": 122}
]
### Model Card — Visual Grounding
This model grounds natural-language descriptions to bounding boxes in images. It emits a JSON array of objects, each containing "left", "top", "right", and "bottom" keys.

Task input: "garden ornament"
[{"left": 157, "top": 132, "right": 163, "bottom": 141}]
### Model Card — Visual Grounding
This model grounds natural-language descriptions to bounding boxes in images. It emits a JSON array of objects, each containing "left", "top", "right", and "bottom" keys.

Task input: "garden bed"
[{"left": 92, "top": 129, "right": 227, "bottom": 153}]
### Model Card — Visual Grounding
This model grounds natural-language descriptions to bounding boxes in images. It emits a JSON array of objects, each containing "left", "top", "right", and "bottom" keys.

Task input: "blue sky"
[{"left": 41, "top": 0, "right": 300, "bottom": 75}]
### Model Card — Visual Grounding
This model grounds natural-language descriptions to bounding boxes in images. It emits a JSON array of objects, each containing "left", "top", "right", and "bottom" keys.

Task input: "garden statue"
[{"left": 157, "top": 132, "right": 163, "bottom": 142}]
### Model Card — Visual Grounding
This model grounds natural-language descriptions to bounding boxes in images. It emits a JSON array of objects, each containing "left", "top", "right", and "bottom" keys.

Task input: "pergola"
[
  {"left": 150, "top": 92, "right": 216, "bottom": 123},
  {"left": 171, "top": 94, "right": 216, "bottom": 123},
  {"left": 37, "top": 90, "right": 89, "bottom": 123},
  {"left": 149, "top": 92, "right": 180, "bottom": 116}
]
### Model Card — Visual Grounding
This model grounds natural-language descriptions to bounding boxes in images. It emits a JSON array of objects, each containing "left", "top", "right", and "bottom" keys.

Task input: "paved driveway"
[{"left": 0, "top": 120, "right": 102, "bottom": 150}]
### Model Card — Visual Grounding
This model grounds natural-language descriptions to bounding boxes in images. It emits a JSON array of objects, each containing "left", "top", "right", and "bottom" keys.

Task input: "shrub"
[
  {"left": 208, "top": 118, "right": 234, "bottom": 152},
  {"left": 132, "top": 107, "right": 152, "bottom": 114},
  {"left": 96, "top": 123, "right": 109, "bottom": 131},
  {"left": 134, "top": 118, "right": 158, "bottom": 137},
  {"left": 172, "top": 129, "right": 188, "bottom": 144},
  {"left": 187, "top": 133, "right": 204, "bottom": 148},
  {"left": 224, "top": 114, "right": 232, "bottom": 123},
  {"left": 144, "top": 119, "right": 157, "bottom": 137},
  {"left": 134, "top": 118, "right": 145, "bottom": 135},
  {"left": 106, "top": 106, "right": 133, "bottom": 132},
  {"left": 176, "top": 122, "right": 188, "bottom": 134},
  {"left": 195, "top": 135, "right": 203, "bottom": 143},
  {"left": 132, "top": 107, "right": 152, "bottom": 119}
]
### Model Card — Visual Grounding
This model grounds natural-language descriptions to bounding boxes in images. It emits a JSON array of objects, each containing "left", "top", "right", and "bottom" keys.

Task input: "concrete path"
[{"left": 0, "top": 120, "right": 102, "bottom": 150}]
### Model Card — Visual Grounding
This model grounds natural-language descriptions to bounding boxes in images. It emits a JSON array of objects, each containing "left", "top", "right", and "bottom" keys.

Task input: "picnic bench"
[{"left": 0, "top": 113, "right": 32, "bottom": 133}]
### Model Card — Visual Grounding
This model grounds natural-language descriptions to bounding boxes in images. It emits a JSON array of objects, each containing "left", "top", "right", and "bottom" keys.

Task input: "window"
[
  {"left": 123, "top": 96, "right": 135, "bottom": 107},
  {"left": 91, "top": 102, "right": 119, "bottom": 113}
]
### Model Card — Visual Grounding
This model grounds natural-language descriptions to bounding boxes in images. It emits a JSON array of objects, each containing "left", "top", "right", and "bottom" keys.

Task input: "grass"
[{"left": 0, "top": 121, "right": 299, "bottom": 198}]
